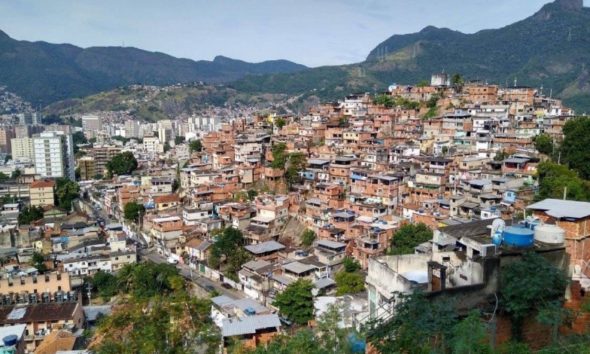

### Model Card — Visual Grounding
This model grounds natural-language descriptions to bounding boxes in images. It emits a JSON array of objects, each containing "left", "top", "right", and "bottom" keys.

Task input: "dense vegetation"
[
  {"left": 269, "top": 142, "right": 307, "bottom": 187},
  {"left": 560, "top": 117, "right": 590, "bottom": 179},
  {"left": 234, "top": 305, "right": 364, "bottom": 354},
  {"left": 0, "top": 29, "right": 305, "bottom": 106},
  {"left": 189, "top": 139, "right": 203, "bottom": 153},
  {"left": 273, "top": 279, "right": 315, "bottom": 326},
  {"left": 389, "top": 222, "right": 433, "bottom": 255},
  {"left": 300, "top": 229, "right": 316, "bottom": 247},
  {"left": 208, "top": 227, "right": 252, "bottom": 281},
  {"left": 18, "top": 205, "right": 44, "bottom": 225},
  {"left": 367, "top": 253, "right": 573, "bottom": 353},
  {"left": 55, "top": 178, "right": 80, "bottom": 211},
  {"left": 536, "top": 117, "right": 590, "bottom": 201},
  {"left": 500, "top": 252, "right": 568, "bottom": 340},
  {"left": 123, "top": 201, "right": 145, "bottom": 222},
  {"left": 89, "top": 262, "right": 220, "bottom": 353},
  {"left": 106, "top": 152, "right": 138, "bottom": 177}
]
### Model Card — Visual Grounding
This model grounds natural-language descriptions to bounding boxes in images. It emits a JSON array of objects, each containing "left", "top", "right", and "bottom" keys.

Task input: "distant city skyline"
[{"left": 0, "top": 0, "right": 583, "bottom": 67}]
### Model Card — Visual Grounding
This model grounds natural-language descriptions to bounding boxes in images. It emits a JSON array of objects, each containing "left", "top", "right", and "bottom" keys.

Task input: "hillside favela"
[{"left": 1, "top": 0, "right": 590, "bottom": 353}]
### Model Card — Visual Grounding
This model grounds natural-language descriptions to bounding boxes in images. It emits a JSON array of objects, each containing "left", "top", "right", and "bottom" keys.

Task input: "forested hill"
[
  {"left": 233, "top": 0, "right": 590, "bottom": 112},
  {"left": 0, "top": 30, "right": 306, "bottom": 107}
]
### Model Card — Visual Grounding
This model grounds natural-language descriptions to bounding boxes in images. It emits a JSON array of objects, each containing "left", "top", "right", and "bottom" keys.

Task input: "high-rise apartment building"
[
  {"left": 10, "top": 137, "right": 34, "bottom": 160},
  {"left": 0, "top": 127, "right": 15, "bottom": 154},
  {"left": 82, "top": 115, "right": 102, "bottom": 138},
  {"left": 33, "top": 131, "right": 75, "bottom": 180}
]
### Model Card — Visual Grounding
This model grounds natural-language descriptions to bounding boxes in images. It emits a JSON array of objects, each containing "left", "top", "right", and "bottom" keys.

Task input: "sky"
[{"left": 0, "top": 0, "right": 578, "bottom": 67}]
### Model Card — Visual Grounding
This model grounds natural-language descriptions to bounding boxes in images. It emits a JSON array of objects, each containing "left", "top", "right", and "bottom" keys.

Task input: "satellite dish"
[{"left": 491, "top": 219, "right": 506, "bottom": 233}]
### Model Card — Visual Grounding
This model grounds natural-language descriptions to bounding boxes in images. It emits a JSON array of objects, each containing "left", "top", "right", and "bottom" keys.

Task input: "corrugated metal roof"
[
  {"left": 243, "top": 259, "right": 271, "bottom": 271},
  {"left": 283, "top": 261, "right": 317, "bottom": 274},
  {"left": 222, "top": 314, "right": 281, "bottom": 337},
  {"left": 316, "top": 239, "right": 346, "bottom": 249},
  {"left": 527, "top": 199, "right": 590, "bottom": 219},
  {"left": 314, "top": 277, "right": 336, "bottom": 289},
  {"left": 211, "top": 295, "right": 235, "bottom": 307},
  {"left": 245, "top": 241, "right": 285, "bottom": 254}
]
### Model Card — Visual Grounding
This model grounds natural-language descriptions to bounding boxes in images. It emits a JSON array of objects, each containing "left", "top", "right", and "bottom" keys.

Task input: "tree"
[
  {"left": 389, "top": 223, "right": 433, "bottom": 255},
  {"left": 226, "top": 247, "right": 252, "bottom": 282},
  {"left": 335, "top": 271, "right": 365, "bottom": 295},
  {"left": 367, "top": 291, "right": 457, "bottom": 353},
  {"left": 301, "top": 229, "right": 316, "bottom": 247},
  {"left": 117, "top": 262, "right": 184, "bottom": 299},
  {"left": 55, "top": 178, "right": 80, "bottom": 210},
  {"left": 560, "top": 117, "right": 590, "bottom": 179},
  {"left": 417, "top": 80, "right": 430, "bottom": 87},
  {"left": 174, "top": 136, "right": 185, "bottom": 145},
  {"left": 449, "top": 311, "right": 493, "bottom": 354},
  {"left": 500, "top": 252, "right": 568, "bottom": 340},
  {"left": 18, "top": 205, "right": 44, "bottom": 225},
  {"left": 342, "top": 257, "right": 361, "bottom": 273},
  {"left": 124, "top": 201, "right": 145, "bottom": 222},
  {"left": 92, "top": 280, "right": 219, "bottom": 354},
  {"left": 452, "top": 73, "right": 464, "bottom": 87},
  {"left": 10, "top": 169, "right": 21, "bottom": 180},
  {"left": 72, "top": 131, "right": 88, "bottom": 154},
  {"left": 31, "top": 252, "right": 47, "bottom": 273},
  {"left": 273, "top": 279, "right": 314, "bottom": 325},
  {"left": 210, "top": 227, "right": 250, "bottom": 279},
  {"left": 285, "top": 152, "right": 306, "bottom": 187},
  {"left": 536, "top": 301, "right": 573, "bottom": 345},
  {"left": 494, "top": 150, "right": 509, "bottom": 162},
  {"left": 247, "top": 189, "right": 258, "bottom": 201},
  {"left": 1, "top": 194, "right": 17, "bottom": 205},
  {"left": 275, "top": 117, "right": 287, "bottom": 129},
  {"left": 0, "top": 172, "right": 8, "bottom": 182},
  {"left": 242, "top": 330, "right": 321, "bottom": 354},
  {"left": 271, "top": 143, "right": 287, "bottom": 169},
  {"left": 189, "top": 139, "right": 203, "bottom": 153},
  {"left": 106, "top": 151, "right": 138, "bottom": 177},
  {"left": 315, "top": 304, "right": 360, "bottom": 354},
  {"left": 534, "top": 133, "right": 554, "bottom": 155},
  {"left": 374, "top": 94, "right": 395, "bottom": 108},
  {"left": 536, "top": 161, "right": 590, "bottom": 201},
  {"left": 91, "top": 270, "right": 119, "bottom": 301}
]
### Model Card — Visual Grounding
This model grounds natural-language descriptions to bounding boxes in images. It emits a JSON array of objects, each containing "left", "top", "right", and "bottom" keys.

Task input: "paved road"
[
  {"left": 140, "top": 249, "right": 244, "bottom": 299},
  {"left": 80, "top": 197, "right": 244, "bottom": 299}
]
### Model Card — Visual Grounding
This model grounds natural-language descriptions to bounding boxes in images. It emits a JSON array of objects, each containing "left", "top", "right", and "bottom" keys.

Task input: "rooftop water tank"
[
  {"left": 2, "top": 334, "right": 18, "bottom": 347},
  {"left": 534, "top": 224, "right": 565, "bottom": 245},
  {"left": 502, "top": 226, "right": 535, "bottom": 248}
]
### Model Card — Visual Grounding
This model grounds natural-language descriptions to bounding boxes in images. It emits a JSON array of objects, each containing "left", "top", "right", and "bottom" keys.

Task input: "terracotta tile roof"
[
  {"left": 153, "top": 194, "right": 180, "bottom": 204},
  {"left": 34, "top": 329, "right": 77, "bottom": 354},
  {"left": 0, "top": 302, "right": 80, "bottom": 324},
  {"left": 30, "top": 179, "right": 56, "bottom": 189}
]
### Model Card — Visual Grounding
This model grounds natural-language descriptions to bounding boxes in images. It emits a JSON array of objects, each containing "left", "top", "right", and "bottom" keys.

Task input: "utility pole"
[{"left": 86, "top": 283, "right": 93, "bottom": 305}]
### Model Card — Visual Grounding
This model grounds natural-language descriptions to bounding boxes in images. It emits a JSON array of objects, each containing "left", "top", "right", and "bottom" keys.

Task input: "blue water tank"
[
  {"left": 502, "top": 226, "right": 535, "bottom": 248},
  {"left": 347, "top": 333, "right": 366, "bottom": 353},
  {"left": 2, "top": 335, "right": 18, "bottom": 347},
  {"left": 492, "top": 230, "right": 503, "bottom": 246}
]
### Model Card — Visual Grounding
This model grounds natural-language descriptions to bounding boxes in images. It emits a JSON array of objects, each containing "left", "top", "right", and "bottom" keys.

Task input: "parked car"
[{"left": 204, "top": 285, "right": 216, "bottom": 292}]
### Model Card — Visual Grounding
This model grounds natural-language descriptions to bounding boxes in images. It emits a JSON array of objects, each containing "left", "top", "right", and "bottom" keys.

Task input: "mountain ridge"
[
  {"left": 233, "top": 0, "right": 590, "bottom": 112},
  {"left": 0, "top": 31, "right": 307, "bottom": 106}
]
